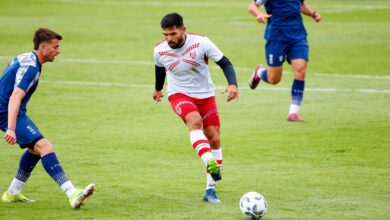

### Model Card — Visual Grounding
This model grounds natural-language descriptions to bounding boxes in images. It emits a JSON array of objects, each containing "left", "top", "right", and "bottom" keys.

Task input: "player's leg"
[
  {"left": 249, "top": 40, "right": 285, "bottom": 89},
  {"left": 2, "top": 149, "right": 40, "bottom": 203},
  {"left": 202, "top": 125, "right": 222, "bottom": 200},
  {"left": 168, "top": 93, "right": 220, "bottom": 204},
  {"left": 185, "top": 114, "right": 220, "bottom": 204},
  {"left": 34, "top": 138, "right": 95, "bottom": 208},
  {"left": 287, "top": 39, "right": 309, "bottom": 122},
  {"left": 168, "top": 93, "right": 215, "bottom": 167},
  {"left": 203, "top": 126, "right": 221, "bottom": 180},
  {"left": 2, "top": 115, "right": 94, "bottom": 207},
  {"left": 2, "top": 115, "right": 41, "bottom": 203},
  {"left": 185, "top": 110, "right": 215, "bottom": 167},
  {"left": 204, "top": 126, "right": 221, "bottom": 165},
  {"left": 200, "top": 97, "right": 222, "bottom": 204},
  {"left": 201, "top": 126, "right": 221, "bottom": 204},
  {"left": 185, "top": 112, "right": 218, "bottom": 172},
  {"left": 200, "top": 96, "right": 222, "bottom": 181}
]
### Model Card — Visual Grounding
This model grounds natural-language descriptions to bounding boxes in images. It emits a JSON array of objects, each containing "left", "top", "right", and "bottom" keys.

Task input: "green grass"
[{"left": 0, "top": 0, "right": 389, "bottom": 219}]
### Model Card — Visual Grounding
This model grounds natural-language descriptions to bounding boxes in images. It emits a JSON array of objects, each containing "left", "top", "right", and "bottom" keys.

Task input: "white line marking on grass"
[
  {"left": 63, "top": 58, "right": 152, "bottom": 66},
  {"left": 45, "top": 0, "right": 390, "bottom": 11},
  {"left": 50, "top": 80, "right": 130, "bottom": 87},
  {"left": 226, "top": 67, "right": 390, "bottom": 80},
  {"left": 42, "top": 0, "right": 245, "bottom": 8},
  {"left": 323, "top": 5, "right": 389, "bottom": 13},
  {"left": 314, "top": 73, "right": 390, "bottom": 80},
  {"left": 1, "top": 56, "right": 389, "bottom": 80},
  {"left": 40, "top": 80, "right": 390, "bottom": 94}
]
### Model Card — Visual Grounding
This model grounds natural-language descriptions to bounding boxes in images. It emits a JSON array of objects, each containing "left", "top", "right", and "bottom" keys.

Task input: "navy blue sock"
[
  {"left": 41, "top": 153, "right": 69, "bottom": 186},
  {"left": 259, "top": 69, "right": 268, "bottom": 83},
  {"left": 15, "top": 150, "right": 41, "bottom": 182},
  {"left": 291, "top": 79, "right": 305, "bottom": 105}
]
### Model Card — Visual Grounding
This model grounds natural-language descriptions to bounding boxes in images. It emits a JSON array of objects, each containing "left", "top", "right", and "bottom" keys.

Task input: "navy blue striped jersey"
[{"left": 0, "top": 51, "right": 42, "bottom": 114}]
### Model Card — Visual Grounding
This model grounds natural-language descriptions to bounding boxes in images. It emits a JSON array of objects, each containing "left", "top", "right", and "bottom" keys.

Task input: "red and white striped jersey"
[{"left": 154, "top": 33, "right": 224, "bottom": 99}]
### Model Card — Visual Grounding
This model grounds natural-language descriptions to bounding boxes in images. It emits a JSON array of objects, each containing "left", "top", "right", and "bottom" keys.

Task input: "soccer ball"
[{"left": 239, "top": 192, "right": 268, "bottom": 219}]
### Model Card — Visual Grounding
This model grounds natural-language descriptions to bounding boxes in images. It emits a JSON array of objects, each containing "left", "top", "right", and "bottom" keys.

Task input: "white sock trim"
[
  {"left": 7, "top": 178, "right": 25, "bottom": 195},
  {"left": 211, "top": 148, "right": 222, "bottom": 161},
  {"left": 61, "top": 180, "right": 77, "bottom": 199},
  {"left": 206, "top": 173, "right": 216, "bottom": 189},
  {"left": 289, "top": 104, "right": 300, "bottom": 115},
  {"left": 189, "top": 130, "right": 207, "bottom": 145},
  {"left": 201, "top": 153, "right": 214, "bottom": 167}
]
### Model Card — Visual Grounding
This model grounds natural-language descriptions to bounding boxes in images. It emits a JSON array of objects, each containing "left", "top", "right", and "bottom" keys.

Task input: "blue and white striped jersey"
[{"left": 0, "top": 51, "right": 42, "bottom": 114}]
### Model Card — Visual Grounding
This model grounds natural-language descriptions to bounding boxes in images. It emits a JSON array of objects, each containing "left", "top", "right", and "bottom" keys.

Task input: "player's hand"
[
  {"left": 312, "top": 11, "right": 321, "bottom": 22},
  {"left": 256, "top": 13, "right": 271, "bottom": 24},
  {"left": 152, "top": 90, "right": 164, "bottom": 104},
  {"left": 4, "top": 129, "right": 16, "bottom": 145},
  {"left": 222, "top": 84, "right": 239, "bottom": 102}
]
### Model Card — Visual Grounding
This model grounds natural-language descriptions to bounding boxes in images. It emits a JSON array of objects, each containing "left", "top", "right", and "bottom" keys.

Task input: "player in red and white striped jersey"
[{"left": 153, "top": 13, "right": 238, "bottom": 204}]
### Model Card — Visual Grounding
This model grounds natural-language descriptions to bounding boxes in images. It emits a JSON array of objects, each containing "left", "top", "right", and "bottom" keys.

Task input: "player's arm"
[
  {"left": 248, "top": 0, "right": 271, "bottom": 24},
  {"left": 5, "top": 65, "right": 38, "bottom": 144},
  {"left": 152, "top": 65, "right": 166, "bottom": 103},
  {"left": 4, "top": 87, "right": 26, "bottom": 145},
  {"left": 301, "top": 0, "right": 321, "bottom": 22},
  {"left": 216, "top": 56, "right": 239, "bottom": 102}
]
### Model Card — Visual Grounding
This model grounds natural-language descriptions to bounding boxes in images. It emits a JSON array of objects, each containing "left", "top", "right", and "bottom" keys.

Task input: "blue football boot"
[{"left": 203, "top": 188, "right": 221, "bottom": 204}]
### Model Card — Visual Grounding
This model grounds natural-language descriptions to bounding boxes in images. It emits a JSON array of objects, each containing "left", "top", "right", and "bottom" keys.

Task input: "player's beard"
[
  {"left": 168, "top": 34, "right": 185, "bottom": 49},
  {"left": 46, "top": 53, "right": 57, "bottom": 62},
  {"left": 42, "top": 49, "right": 58, "bottom": 62}
]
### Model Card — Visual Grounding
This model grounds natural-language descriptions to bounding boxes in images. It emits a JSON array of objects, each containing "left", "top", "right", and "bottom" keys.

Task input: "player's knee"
[
  {"left": 209, "top": 136, "right": 220, "bottom": 149},
  {"left": 293, "top": 65, "right": 306, "bottom": 79},
  {"left": 34, "top": 139, "right": 55, "bottom": 156},
  {"left": 295, "top": 69, "right": 306, "bottom": 80},
  {"left": 267, "top": 75, "right": 281, "bottom": 84},
  {"left": 266, "top": 69, "right": 282, "bottom": 84},
  {"left": 185, "top": 111, "right": 204, "bottom": 129},
  {"left": 190, "top": 120, "right": 203, "bottom": 129},
  {"left": 186, "top": 117, "right": 203, "bottom": 130}
]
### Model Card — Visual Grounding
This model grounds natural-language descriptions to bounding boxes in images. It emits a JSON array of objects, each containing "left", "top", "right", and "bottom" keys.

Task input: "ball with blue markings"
[{"left": 239, "top": 192, "right": 268, "bottom": 219}]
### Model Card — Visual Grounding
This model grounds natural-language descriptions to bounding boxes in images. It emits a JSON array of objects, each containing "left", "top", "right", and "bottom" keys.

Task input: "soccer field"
[{"left": 0, "top": 0, "right": 389, "bottom": 219}]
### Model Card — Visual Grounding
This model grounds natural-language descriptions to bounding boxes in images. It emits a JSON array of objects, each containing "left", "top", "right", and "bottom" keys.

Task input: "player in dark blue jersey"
[
  {"left": 248, "top": 0, "right": 321, "bottom": 122},
  {"left": 0, "top": 28, "right": 94, "bottom": 208}
]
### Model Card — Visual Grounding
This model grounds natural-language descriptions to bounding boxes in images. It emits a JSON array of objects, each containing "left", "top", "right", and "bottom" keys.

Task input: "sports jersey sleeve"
[
  {"left": 254, "top": 0, "right": 265, "bottom": 6},
  {"left": 153, "top": 48, "right": 164, "bottom": 67},
  {"left": 15, "top": 66, "right": 40, "bottom": 93},
  {"left": 204, "top": 37, "right": 224, "bottom": 63}
]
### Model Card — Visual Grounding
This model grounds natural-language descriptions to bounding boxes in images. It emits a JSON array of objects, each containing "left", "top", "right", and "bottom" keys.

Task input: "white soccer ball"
[{"left": 239, "top": 192, "right": 268, "bottom": 219}]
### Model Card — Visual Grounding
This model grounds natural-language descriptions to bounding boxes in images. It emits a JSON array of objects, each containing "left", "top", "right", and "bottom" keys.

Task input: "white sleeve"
[
  {"left": 153, "top": 47, "right": 164, "bottom": 67},
  {"left": 255, "top": 0, "right": 266, "bottom": 6},
  {"left": 204, "top": 37, "right": 224, "bottom": 63}
]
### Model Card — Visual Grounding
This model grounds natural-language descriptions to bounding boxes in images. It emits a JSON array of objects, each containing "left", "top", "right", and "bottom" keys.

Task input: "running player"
[
  {"left": 153, "top": 13, "right": 238, "bottom": 204},
  {"left": 248, "top": 0, "right": 321, "bottom": 122}
]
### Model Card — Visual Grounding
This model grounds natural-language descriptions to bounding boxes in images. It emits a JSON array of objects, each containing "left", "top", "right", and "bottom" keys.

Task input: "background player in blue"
[
  {"left": 0, "top": 28, "right": 94, "bottom": 208},
  {"left": 248, "top": 0, "right": 321, "bottom": 122}
]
